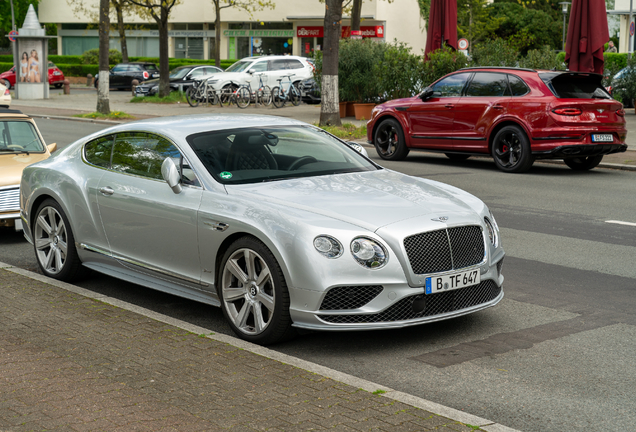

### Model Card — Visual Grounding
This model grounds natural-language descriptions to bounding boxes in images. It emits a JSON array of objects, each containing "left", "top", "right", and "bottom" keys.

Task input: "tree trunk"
[
  {"left": 97, "top": 0, "right": 110, "bottom": 114},
  {"left": 157, "top": 6, "right": 170, "bottom": 97},
  {"left": 214, "top": 1, "right": 221, "bottom": 67},
  {"left": 351, "top": 0, "right": 362, "bottom": 31},
  {"left": 115, "top": 2, "right": 129, "bottom": 63},
  {"left": 319, "top": 0, "right": 342, "bottom": 126}
]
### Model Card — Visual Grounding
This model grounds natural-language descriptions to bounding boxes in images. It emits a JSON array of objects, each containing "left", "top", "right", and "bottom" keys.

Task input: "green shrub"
[
  {"left": 472, "top": 39, "right": 518, "bottom": 67},
  {"left": 0, "top": 62, "right": 13, "bottom": 73},
  {"left": 49, "top": 55, "right": 83, "bottom": 65},
  {"left": 82, "top": 48, "right": 123, "bottom": 65},
  {"left": 422, "top": 46, "right": 470, "bottom": 87},
  {"left": 374, "top": 40, "right": 425, "bottom": 101},
  {"left": 518, "top": 46, "right": 563, "bottom": 70},
  {"left": 338, "top": 39, "right": 387, "bottom": 103}
]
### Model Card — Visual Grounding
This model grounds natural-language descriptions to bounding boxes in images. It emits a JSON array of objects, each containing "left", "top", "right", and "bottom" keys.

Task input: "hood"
[
  {"left": 228, "top": 169, "right": 480, "bottom": 232},
  {"left": 0, "top": 152, "right": 49, "bottom": 187},
  {"left": 378, "top": 96, "right": 418, "bottom": 110}
]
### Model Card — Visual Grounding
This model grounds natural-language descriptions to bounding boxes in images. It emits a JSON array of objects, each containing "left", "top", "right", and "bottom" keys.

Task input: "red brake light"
[
  {"left": 617, "top": 109, "right": 625, "bottom": 116},
  {"left": 552, "top": 108, "right": 582, "bottom": 116},
  {"left": 143, "top": 71, "right": 149, "bottom": 79},
  {"left": 4, "top": 89, "right": 9, "bottom": 96}
]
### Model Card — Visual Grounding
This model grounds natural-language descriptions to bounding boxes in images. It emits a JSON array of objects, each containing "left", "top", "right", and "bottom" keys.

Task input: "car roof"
[
  {"left": 239, "top": 55, "right": 307, "bottom": 62},
  {"left": 0, "top": 108, "right": 31, "bottom": 120},
  {"left": 95, "top": 114, "right": 309, "bottom": 138}
]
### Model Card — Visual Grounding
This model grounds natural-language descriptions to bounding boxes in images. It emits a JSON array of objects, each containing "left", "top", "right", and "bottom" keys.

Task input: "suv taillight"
[
  {"left": 552, "top": 108, "right": 582, "bottom": 116},
  {"left": 143, "top": 71, "right": 149, "bottom": 79}
]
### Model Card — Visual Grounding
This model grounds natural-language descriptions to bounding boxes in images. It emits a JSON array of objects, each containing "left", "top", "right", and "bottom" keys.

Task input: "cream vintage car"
[{"left": 0, "top": 109, "right": 56, "bottom": 230}]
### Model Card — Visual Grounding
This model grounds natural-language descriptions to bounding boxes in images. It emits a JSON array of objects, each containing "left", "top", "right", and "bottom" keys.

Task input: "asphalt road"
[{"left": 2, "top": 118, "right": 636, "bottom": 432}]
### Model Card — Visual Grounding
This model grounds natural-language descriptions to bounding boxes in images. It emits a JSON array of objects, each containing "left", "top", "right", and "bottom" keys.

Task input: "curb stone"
[{"left": 0, "top": 261, "right": 521, "bottom": 432}]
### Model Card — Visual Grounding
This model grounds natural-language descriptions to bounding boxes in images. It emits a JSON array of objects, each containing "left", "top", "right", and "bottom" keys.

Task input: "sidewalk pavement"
[
  {"left": 12, "top": 91, "right": 636, "bottom": 171},
  {"left": 0, "top": 264, "right": 518, "bottom": 432}
]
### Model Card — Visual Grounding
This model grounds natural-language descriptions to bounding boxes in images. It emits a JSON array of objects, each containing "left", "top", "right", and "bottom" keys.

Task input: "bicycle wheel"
[
  {"left": 272, "top": 87, "right": 285, "bottom": 108},
  {"left": 290, "top": 85, "right": 301, "bottom": 106},
  {"left": 260, "top": 86, "right": 272, "bottom": 106},
  {"left": 186, "top": 86, "right": 199, "bottom": 107},
  {"left": 205, "top": 87, "right": 218, "bottom": 105},
  {"left": 236, "top": 86, "right": 251, "bottom": 109}
]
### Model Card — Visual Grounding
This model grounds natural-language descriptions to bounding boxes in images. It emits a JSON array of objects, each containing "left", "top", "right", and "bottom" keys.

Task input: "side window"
[
  {"left": 465, "top": 73, "right": 510, "bottom": 97},
  {"left": 111, "top": 132, "right": 182, "bottom": 180},
  {"left": 286, "top": 60, "right": 303, "bottom": 69},
  {"left": 431, "top": 73, "right": 470, "bottom": 97},
  {"left": 112, "top": 65, "right": 125, "bottom": 73},
  {"left": 250, "top": 61, "right": 268, "bottom": 73},
  {"left": 129, "top": 65, "right": 141, "bottom": 73},
  {"left": 189, "top": 68, "right": 205, "bottom": 78},
  {"left": 84, "top": 135, "right": 114, "bottom": 168},
  {"left": 508, "top": 75, "right": 530, "bottom": 96},
  {"left": 270, "top": 59, "right": 288, "bottom": 71}
]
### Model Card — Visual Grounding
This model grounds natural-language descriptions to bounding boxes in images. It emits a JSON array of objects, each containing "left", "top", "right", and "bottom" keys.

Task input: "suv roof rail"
[{"left": 457, "top": 66, "right": 537, "bottom": 72}]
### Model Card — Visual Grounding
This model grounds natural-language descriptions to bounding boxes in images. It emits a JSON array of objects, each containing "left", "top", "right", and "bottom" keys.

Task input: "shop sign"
[
  {"left": 223, "top": 29, "right": 294, "bottom": 37},
  {"left": 297, "top": 26, "right": 384, "bottom": 39},
  {"left": 149, "top": 30, "right": 215, "bottom": 37}
]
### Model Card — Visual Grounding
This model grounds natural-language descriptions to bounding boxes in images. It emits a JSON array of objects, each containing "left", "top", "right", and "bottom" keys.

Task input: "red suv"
[{"left": 367, "top": 67, "right": 627, "bottom": 172}]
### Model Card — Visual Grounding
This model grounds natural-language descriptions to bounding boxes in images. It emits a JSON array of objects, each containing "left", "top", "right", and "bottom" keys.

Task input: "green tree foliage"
[
  {"left": 518, "top": 45, "right": 563, "bottom": 69},
  {"left": 457, "top": 0, "right": 503, "bottom": 49},
  {"left": 422, "top": 46, "right": 470, "bottom": 87},
  {"left": 337, "top": 39, "right": 387, "bottom": 102},
  {"left": 0, "top": 0, "right": 41, "bottom": 51},
  {"left": 471, "top": 39, "right": 518, "bottom": 66},
  {"left": 374, "top": 41, "right": 425, "bottom": 100}
]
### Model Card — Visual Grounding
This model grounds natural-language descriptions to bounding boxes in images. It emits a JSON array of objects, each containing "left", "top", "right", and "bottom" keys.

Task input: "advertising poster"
[{"left": 17, "top": 41, "right": 43, "bottom": 84}]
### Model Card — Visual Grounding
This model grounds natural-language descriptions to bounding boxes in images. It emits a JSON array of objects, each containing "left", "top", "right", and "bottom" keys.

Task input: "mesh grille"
[
  {"left": 320, "top": 286, "right": 384, "bottom": 310},
  {"left": 404, "top": 226, "right": 484, "bottom": 274},
  {"left": 0, "top": 187, "right": 20, "bottom": 213},
  {"left": 318, "top": 280, "right": 500, "bottom": 324}
]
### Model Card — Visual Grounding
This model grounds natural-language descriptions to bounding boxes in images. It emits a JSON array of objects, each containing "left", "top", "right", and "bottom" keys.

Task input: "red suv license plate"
[{"left": 592, "top": 134, "right": 613, "bottom": 142}]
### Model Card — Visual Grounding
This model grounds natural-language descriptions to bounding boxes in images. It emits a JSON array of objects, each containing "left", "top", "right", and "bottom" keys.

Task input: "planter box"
[
  {"left": 353, "top": 103, "right": 375, "bottom": 121},
  {"left": 346, "top": 102, "right": 356, "bottom": 117},
  {"left": 339, "top": 101, "right": 347, "bottom": 118}
]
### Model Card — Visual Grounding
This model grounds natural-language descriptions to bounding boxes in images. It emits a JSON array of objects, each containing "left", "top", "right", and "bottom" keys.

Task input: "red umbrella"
[
  {"left": 565, "top": 0, "right": 609, "bottom": 74},
  {"left": 425, "top": 0, "right": 458, "bottom": 57}
]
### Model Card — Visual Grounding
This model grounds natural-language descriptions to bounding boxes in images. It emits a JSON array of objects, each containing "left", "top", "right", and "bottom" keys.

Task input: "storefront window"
[{"left": 226, "top": 22, "right": 294, "bottom": 58}]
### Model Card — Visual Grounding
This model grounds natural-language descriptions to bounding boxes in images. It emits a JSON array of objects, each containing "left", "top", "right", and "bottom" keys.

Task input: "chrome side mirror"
[
  {"left": 161, "top": 157, "right": 182, "bottom": 194},
  {"left": 346, "top": 141, "right": 369, "bottom": 158}
]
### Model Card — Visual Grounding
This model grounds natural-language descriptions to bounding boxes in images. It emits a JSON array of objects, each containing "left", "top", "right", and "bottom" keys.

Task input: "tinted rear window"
[{"left": 540, "top": 73, "right": 610, "bottom": 99}]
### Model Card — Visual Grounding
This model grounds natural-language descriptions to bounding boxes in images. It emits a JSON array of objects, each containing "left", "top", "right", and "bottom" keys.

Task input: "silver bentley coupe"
[{"left": 20, "top": 114, "right": 505, "bottom": 344}]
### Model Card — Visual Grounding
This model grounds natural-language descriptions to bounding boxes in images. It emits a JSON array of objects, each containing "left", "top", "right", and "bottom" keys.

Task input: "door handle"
[
  {"left": 493, "top": 104, "right": 504, "bottom": 110},
  {"left": 99, "top": 186, "right": 114, "bottom": 196},
  {"left": 444, "top": 104, "right": 454, "bottom": 109}
]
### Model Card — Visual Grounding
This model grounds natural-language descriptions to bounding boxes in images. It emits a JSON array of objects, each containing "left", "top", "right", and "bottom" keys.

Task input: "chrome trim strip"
[
  {"left": 80, "top": 243, "right": 207, "bottom": 286},
  {"left": 0, "top": 184, "right": 20, "bottom": 191},
  {"left": 0, "top": 212, "right": 21, "bottom": 219}
]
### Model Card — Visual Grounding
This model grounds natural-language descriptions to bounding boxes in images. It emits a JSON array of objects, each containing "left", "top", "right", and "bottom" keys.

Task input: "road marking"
[{"left": 605, "top": 220, "right": 636, "bottom": 227}]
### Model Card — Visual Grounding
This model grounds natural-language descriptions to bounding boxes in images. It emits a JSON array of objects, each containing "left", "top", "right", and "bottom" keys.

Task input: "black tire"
[
  {"left": 491, "top": 125, "right": 535, "bottom": 173},
  {"left": 218, "top": 236, "right": 295, "bottom": 345},
  {"left": 272, "top": 86, "right": 285, "bottom": 108},
  {"left": 563, "top": 155, "right": 604, "bottom": 171},
  {"left": 236, "top": 86, "right": 250, "bottom": 108},
  {"left": 53, "top": 83, "right": 63, "bottom": 89},
  {"left": 2, "top": 79, "right": 12, "bottom": 89},
  {"left": 290, "top": 86, "right": 301, "bottom": 106},
  {"left": 259, "top": 85, "right": 272, "bottom": 106},
  {"left": 186, "top": 86, "right": 199, "bottom": 107},
  {"left": 445, "top": 153, "right": 471, "bottom": 161},
  {"left": 32, "top": 199, "right": 90, "bottom": 282},
  {"left": 373, "top": 118, "right": 409, "bottom": 161}
]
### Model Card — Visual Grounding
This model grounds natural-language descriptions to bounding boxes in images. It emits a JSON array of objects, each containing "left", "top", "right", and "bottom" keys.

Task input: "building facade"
[{"left": 38, "top": 0, "right": 425, "bottom": 60}]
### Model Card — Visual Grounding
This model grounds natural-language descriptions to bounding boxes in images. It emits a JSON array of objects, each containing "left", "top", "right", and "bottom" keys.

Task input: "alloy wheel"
[
  {"left": 376, "top": 122, "right": 400, "bottom": 157},
  {"left": 34, "top": 206, "right": 68, "bottom": 275}
]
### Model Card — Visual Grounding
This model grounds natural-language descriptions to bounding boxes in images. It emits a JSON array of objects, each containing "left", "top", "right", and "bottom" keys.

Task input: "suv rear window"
[{"left": 539, "top": 72, "right": 610, "bottom": 99}]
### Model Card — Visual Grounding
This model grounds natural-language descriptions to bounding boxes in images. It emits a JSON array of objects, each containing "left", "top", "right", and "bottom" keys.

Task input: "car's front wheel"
[
  {"left": 33, "top": 199, "right": 89, "bottom": 282},
  {"left": 491, "top": 125, "right": 534, "bottom": 173},
  {"left": 374, "top": 118, "right": 409, "bottom": 161},
  {"left": 2, "top": 79, "right": 11, "bottom": 89},
  {"left": 218, "top": 237, "right": 295, "bottom": 345},
  {"left": 563, "top": 155, "right": 604, "bottom": 171}
]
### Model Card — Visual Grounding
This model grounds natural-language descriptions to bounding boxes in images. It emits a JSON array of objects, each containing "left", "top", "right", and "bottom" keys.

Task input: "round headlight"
[
  {"left": 313, "top": 235, "right": 343, "bottom": 258},
  {"left": 350, "top": 237, "right": 388, "bottom": 269},
  {"left": 484, "top": 217, "right": 498, "bottom": 247}
]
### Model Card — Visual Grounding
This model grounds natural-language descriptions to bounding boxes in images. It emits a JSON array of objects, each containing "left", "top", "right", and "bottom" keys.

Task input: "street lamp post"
[{"left": 559, "top": 2, "right": 571, "bottom": 51}]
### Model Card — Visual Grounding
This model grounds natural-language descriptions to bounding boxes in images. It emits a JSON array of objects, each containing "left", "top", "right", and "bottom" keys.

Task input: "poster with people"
[{"left": 17, "top": 42, "right": 43, "bottom": 84}]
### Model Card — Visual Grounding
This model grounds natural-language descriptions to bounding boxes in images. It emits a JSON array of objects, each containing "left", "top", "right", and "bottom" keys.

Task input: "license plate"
[
  {"left": 592, "top": 134, "right": 613, "bottom": 142},
  {"left": 425, "top": 269, "right": 480, "bottom": 295}
]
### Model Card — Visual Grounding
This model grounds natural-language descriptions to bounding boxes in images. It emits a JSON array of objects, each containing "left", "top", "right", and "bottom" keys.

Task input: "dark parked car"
[
  {"left": 94, "top": 62, "right": 159, "bottom": 90},
  {"left": 134, "top": 64, "right": 223, "bottom": 97},
  {"left": 367, "top": 67, "right": 627, "bottom": 173},
  {"left": 299, "top": 77, "right": 320, "bottom": 104},
  {"left": 608, "top": 67, "right": 634, "bottom": 108}
]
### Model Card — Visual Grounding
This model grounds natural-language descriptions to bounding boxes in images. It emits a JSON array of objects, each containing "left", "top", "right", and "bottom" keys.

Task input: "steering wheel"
[
  {"left": 7, "top": 144, "right": 25, "bottom": 150},
  {"left": 288, "top": 156, "right": 318, "bottom": 170}
]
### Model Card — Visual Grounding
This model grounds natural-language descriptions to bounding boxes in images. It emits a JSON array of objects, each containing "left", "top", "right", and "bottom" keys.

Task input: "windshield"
[
  {"left": 187, "top": 126, "right": 379, "bottom": 185},
  {"left": 225, "top": 60, "right": 254, "bottom": 73},
  {"left": 0, "top": 121, "right": 45, "bottom": 153},
  {"left": 169, "top": 66, "right": 190, "bottom": 79}
]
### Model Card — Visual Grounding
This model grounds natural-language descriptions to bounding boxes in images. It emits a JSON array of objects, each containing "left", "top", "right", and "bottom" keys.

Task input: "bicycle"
[
  {"left": 185, "top": 78, "right": 217, "bottom": 107},
  {"left": 272, "top": 74, "right": 301, "bottom": 108},
  {"left": 235, "top": 73, "right": 272, "bottom": 109}
]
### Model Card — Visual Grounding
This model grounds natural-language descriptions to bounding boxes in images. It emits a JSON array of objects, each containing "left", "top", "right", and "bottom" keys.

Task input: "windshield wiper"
[{"left": 0, "top": 148, "right": 30, "bottom": 155}]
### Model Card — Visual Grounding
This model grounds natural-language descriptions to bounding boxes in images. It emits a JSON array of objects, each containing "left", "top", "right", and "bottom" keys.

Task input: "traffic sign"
[
  {"left": 8, "top": 30, "right": 18, "bottom": 42},
  {"left": 458, "top": 38, "right": 469, "bottom": 50}
]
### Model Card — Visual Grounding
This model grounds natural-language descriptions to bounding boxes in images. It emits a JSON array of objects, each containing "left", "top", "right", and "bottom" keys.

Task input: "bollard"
[
  {"left": 63, "top": 79, "right": 70, "bottom": 95},
  {"left": 86, "top": 74, "right": 92, "bottom": 87},
  {"left": 131, "top": 79, "right": 139, "bottom": 97}
]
